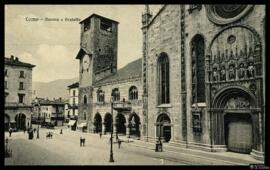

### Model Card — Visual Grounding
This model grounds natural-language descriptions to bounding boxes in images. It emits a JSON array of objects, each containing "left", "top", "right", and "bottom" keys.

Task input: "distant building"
[
  {"left": 5, "top": 55, "right": 35, "bottom": 131},
  {"left": 65, "top": 82, "right": 79, "bottom": 130},
  {"left": 32, "top": 97, "right": 65, "bottom": 126}
]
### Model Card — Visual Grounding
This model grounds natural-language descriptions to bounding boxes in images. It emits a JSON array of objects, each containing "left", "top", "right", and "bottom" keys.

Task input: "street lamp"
[{"left": 109, "top": 96, "right": 114, "bottom": 163}]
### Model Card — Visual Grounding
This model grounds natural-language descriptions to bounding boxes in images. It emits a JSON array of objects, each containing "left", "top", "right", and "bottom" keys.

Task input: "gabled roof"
[
  {"left": 94, "top": 58, "right": 142, "bottom": 86},
  {"left": 76, "top": 48, "right": 91, "bottom": 60},
  {"left": 5, "top": 56, "right": 35, "bottom": 68}
]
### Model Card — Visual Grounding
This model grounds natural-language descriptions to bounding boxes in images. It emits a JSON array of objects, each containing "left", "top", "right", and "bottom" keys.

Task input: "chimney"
[
  {"left": 15, "top": 57, "right": 19, "bottom": 62},
  {"left": 59, "top": 97, "right": 62, "bottom": 101},
  {"left": 11, "top": 55, "right": 14, "bottom": 60}
]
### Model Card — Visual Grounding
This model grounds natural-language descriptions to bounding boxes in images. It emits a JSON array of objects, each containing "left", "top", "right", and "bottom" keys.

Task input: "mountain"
[{"left": 32, "top": 77, "right": 79, "bottom": 101}]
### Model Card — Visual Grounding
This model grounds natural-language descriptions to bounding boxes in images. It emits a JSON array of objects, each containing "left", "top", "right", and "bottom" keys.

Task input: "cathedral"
[{"left": 76, "top": 5, "right": 265, "bottom": 161}]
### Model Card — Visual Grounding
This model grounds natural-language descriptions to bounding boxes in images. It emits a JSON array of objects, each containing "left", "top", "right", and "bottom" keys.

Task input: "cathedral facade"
[
  {"left": 142, "top": 5, "right": 265, "bottom": 161},
  {"left": 76, "top": 5, "right": 265, "bottom": 160}
]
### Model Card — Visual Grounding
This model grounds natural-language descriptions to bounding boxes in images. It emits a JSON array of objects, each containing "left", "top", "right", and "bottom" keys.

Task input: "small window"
[
  {"left": 100, "top": 19, "right": 112, "bottom": 32},
  {"left": 5, "top": 81, "right": 8, "bottom": 89},
  {"left": 84, "top": 95, "right": 87, "bottom": 104},
  {"left": 84, "top": 112, "right": 87, "bottom": 120},
  {"left": 73, "top": 98, "right": 76, "bottom": 105},
  {"left": 19, "top": 82, "right": 24, "bottom": 90},
  {"left": 84, "top": 19, "right": 90, "bottom": 31},
  {"left": 19, "top": 71, "right": 25, "bottom": 78},
  {"left": 5, "top": 69, "right": 8, "bottom": 77},
  {"left": 18, "top": 94, "right": 25, "bottom": 103},
  {"left": 73, "top": 90, "right": 76, "bottom": 96}
]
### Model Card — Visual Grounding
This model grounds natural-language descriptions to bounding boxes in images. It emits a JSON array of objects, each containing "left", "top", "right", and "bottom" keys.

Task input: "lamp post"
[{"left": 109, "top": 96, "right": 114, "bottom": 163}]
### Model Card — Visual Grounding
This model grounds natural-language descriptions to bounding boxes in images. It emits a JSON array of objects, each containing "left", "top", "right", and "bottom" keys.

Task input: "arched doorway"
[
  {"left": 94, "top": 113, "right": 102, "bottom": 133},
  {"left": 104, "top": 113, "right": 112, "bottom": 133},
  {"left": 15, "top": 113, "right": 26, "bottom": 130},
  {"left": 116, "top": 113, "right": 126, "bottom": 135},
  {"left": 5, "top": 114, "right": 10, "bottom": 131},
  {"left": 212, "top": 87, "right": 257, "bottom": 154},
  {"left": 129, "top": 113, "right": 140, "bottom": 137},
  {"left": 156, "top": 113, "right": 171, "bottom": 142}
]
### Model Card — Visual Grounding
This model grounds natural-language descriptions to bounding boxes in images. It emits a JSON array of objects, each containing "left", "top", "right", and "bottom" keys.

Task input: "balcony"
[{"left": 113, "top": 101, "right": 132, "bottom": 111}]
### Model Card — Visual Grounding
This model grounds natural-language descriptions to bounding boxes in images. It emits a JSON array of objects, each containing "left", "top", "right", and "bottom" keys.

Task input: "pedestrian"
[
  {"left": 33, "top": 128, "right": 36, "bottom": 134},
  {"left": 80, "top": 137, "right": 82, "bottom": 147},
  {"left": 60, "top": 129, "right": 63, "bottom": 134},
  {"left": 9, "top": 128, "right": 12, "bottom": 137},
  {"left": 118, "top": 139, "right": 122, "bottom": 149},
  {"left": 83, "top": 138, "right": 85, "bottom": 146},
  {"left": 99, "top": 132, "right": 102, "bottom": 138}
]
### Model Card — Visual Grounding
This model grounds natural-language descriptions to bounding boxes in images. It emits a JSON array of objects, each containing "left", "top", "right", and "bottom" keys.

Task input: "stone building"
[
  {"left": 4, "top": 55, "right": 35, "bottom": 131},
  {"left": 76, "top": 14, "right": 143, "bottom": 137},
  {"left": 142, "top": 5, "right": 265, "bottom": 160}
]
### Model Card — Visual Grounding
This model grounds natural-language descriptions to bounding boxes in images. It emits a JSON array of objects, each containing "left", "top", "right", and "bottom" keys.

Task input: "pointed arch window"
[
  {"left": 191, "top": 35, "right": 205, "bottom": 103},
  {"left": 129, "top": 86, "right": 138, "bottom": 100},
  {"left": 97, "top": 88, "right": 105, "bottom": 102},
  {"left": 157, "top": 53, "right": 170, "bottom": 104},
  {"left": 111, "top": 88, "right": 120, "bottom": 101}
]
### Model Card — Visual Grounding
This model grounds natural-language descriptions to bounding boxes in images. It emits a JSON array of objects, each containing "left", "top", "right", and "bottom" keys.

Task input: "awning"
[
  {"left": 67, "top": 120, "right": 76, "bottom": 126},
  {"left": 77, "top": 122, "right": 87, "bottom": 128}
]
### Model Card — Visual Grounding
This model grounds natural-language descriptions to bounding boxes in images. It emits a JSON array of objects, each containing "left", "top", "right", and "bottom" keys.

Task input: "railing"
[
  {"left": 5, "top": 102, "right": 32, "bottom": 107},
  {"left": 113, "top": 101, "right": 132, "bottom": 111}
]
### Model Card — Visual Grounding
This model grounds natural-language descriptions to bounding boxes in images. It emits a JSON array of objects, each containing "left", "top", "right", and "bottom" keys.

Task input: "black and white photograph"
[{"left": 4, "top": 4, "right": 268, "bottom": 166}]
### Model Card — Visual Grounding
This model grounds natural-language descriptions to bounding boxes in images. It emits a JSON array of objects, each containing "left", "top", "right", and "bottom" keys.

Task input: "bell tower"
[{"left": 76, "top": 14, "right": 119, "bottom": 132}]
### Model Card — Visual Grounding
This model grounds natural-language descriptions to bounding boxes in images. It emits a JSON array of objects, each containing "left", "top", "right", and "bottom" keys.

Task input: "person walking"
[
  {"left": 9, "top": 128, "right": 12, "bottom": 137},
  {"left": 80, "top": 137, "right": 82, "bottom": 147},
  {"left": 99, "top": 132, "right": 102, "bottom": 138},
  {"left": 118, "top": 139, "right": 122, "bottom": 149}
]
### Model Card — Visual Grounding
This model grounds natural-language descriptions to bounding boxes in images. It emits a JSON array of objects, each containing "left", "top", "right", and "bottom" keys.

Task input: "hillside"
[{"left": 32, "top": 77, "right": 79, "bottom": 101}]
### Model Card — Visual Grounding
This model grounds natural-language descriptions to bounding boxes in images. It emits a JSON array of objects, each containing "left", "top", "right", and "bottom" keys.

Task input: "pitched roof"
[
  {"left": 94, "top": 58, "right": 142, "bottom": 86},
  {"left": 5, "top": 56, "right": 35, "bottom": 68},
  {"left": 67, "top": 82, "right": 79, "bottom": 89}
]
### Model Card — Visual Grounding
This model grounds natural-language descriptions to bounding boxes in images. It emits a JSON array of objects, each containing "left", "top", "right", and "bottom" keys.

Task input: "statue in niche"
[
  {"left": 220, "top": 66, "right": 226, "bottom": 81},
  {"left": 247, "top": 62, "right": 255, "bottom": 78},
  {"left": 228, "top": 64, "right": 235, "bottom": 80},
  {"left": 212, "top": 67, "right": 218, "bottom": 81},
  {"left": 238, "top": 63, "right": 246, "bottom": 79},
  {"left": 229, "top": 50, "right": 235, "bottom": 60}
]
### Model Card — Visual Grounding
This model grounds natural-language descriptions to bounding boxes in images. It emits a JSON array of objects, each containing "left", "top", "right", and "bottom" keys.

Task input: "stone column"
[
  {"left": 125, "top": 123, "right": 130, "bottom": 138},
  {"left": 102, "top": 123, "right": 106, "bottom": 135}
]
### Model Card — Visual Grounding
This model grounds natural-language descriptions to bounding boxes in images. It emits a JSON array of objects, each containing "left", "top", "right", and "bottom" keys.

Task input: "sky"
[{"left": 5, "top": 5, "right": 162, "bottom": 83}]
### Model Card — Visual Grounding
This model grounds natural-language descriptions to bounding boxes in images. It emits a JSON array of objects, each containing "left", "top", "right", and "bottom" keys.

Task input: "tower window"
[
  {"left": 73, "top": 90, "right": 76, "bottom": 96},
  {"left": 100, "top": 19, "right": 112, "bottom": 32},
  {"left": 19, "top": 71, "right": 25, "bottom": 78},
  {"left": 18, "top": 93, "right": 25, "bottom": 103},
  {"left": 157, "top": 52, "right": 170, "bottom": 104},
  {"left": 84, "top": 19, "right": 90, "bottom": 31},
  {"left": 19, "top": 82, "right": 24, "bottom": 90},
  {"left": 84, "top": 112, "right": 87, "bottom": 120},
  {"left": 5, "top": 69, "right": 8, "bottom": 77},
  {"left": 84, "top": 95, "right": 87, "bottom": 104}
]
